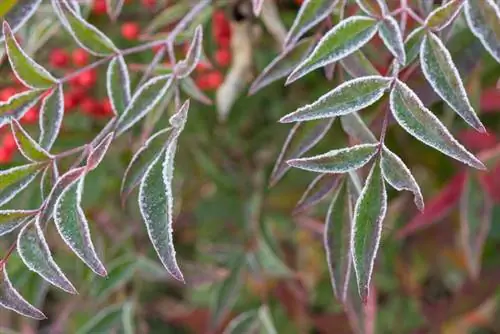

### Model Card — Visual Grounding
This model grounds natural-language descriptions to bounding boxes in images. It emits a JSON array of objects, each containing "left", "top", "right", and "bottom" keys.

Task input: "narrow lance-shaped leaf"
[
  {"left": 324, "top": 178, "right": 353, "bottom": 302},
  {"left": 460, "top": 174, "right": 493, "bottom": 279},
  {"left": 0, "top": 162, "right": 45, "bottom": 207},
  {"left": 404, "top": 27, "right": 425, "bottom": 66},
  {"left": 90, "top": 255, "right": 136, "bottom": 300},
  {"left": 0, "top": 90, "right": 44, "bottom": 127},
  {"left": 258, "top": 305, "right": 278, "bottom": 334},
  {"left": 223, "top": 310, "right": 259, "bottom": 334},
  {"left": 0, "top": 210, "right": 36, "bottom": 237},
  {"left": 378, "top": 16, "right": 406, "bottom": 65},
  {"left": 464, "top": 0, "right": 500, "bottom": 63},
  {"left": 420, "top": 32, "right": 485, "bottom": 132},
  {"left": 11, "top": 119, "right": 52, "bottom": 162},
  {"left": 287, "top": 16, "right": 379, "bottom": 84},
  {"left": 269, "top": 118, "right": 334, "bottom": 186},
  {"left": 381, "top": 145, "right": 424, "bottom": 211},
  {"left": 17, "top": 218, "right": 77, "bottom": 294},
  {"left": 0, "top": 265, "right": 46, "bottom": 319},
  {"left": 294, "top": 173, "right": 340, "bottom": 214},
  {"left": 283, "top": 0, "right": 339, "bottom": 48},
  {"left": 351, "top": 162, "right": 387, "bottom": 302},
  {"left": 106, "top": 55, "right": 131, "bottom": 115},
  {"left": 288, "top": 143, "right": 379, "bottom": 174},
  {"left": 86, "top": 133, "right": 113, "bottom": 171},
  {"left": 280, "top": 76, "right": 391, "bottom": 123},
  {"left": 180, "top": 76, "right": 212, "bottom": 105},
  {"left": 40, "top": 160, "right": 58, "bottom": 200},
  {"left": 341, "top": 50, "right": 379, "bottom": 78},
  {"left": 341, "top": 113, "right": 378, "bottom": 144},
  {"left": 249, "top": 37, "right": 314, "bottom": 95},
  {"left": 106, "top": 0, "right": 125, "bottom": 21},
  {"left": 389, "top": 80, "right": 485, "bottom": 170},
  {"left": 54, "top": 177, "right": 107, "bottom": 276},
  {"left": 0, "top": 0, "right": 42, "bottom": 42},
  {"left": 3, "top": 22, "right": 57, "bottom": 89},
  {"left": 355, "top": 0, "right": 386, "bottom": 16},
  {"left": 425, "top": 0, "right": 464, "bottom": 31},
  {"left": 175, "top": 25, "right": 203, "bottom": 78},
  {"left": 39, "top": 85, "right": 64, "bottom": 150},
  {"left": 76, "top": 303, "right": 124, "bottom": 334}
]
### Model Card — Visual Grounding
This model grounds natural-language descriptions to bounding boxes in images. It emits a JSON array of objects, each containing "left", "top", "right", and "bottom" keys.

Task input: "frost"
[
  {"left": 404, "top": 27, "right": 425, "bottom": 66},
  {"left": 464, "top": 0, "right": 500, "bottom": 63},
  {"left": 425, "top": 0, "right": 464, "bottom": 31},
  {"left": 11, "top": 119, "right": 52, "bottom": 162},
  {"left": 0, "top": 90, "right": 44, "bottom": 127},
  {"left": 0, "top": 210, "right": 36, "bottom": 237},
  {"left": 175, "top": 25, "right": 203, "bottom": 79},
  {"left": 355, "top": 0, "right": 387, "bottom": 16},
  {"left": 106, "top": 55, "right": 131, "bottom": 116},
  {"left": 86, "top": 133, "right": 113, "bottom": 171},
  {"left": 378, "top": 16, "right": 406, "bottom": 65},
  {"left": 340, "top": 112, "right": 377, "bottom": 144},
  {"left": 39, "top": 85, "right": 64, "bottom": 150},
  {"left": 0, "top": 162, "right": 44, "bottom": 207},
  {"left": 0, "top": 0, "right": 42, "bottom": 43}
]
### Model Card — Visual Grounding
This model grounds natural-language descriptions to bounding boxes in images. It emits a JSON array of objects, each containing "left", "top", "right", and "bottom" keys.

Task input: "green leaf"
[
  {"left": 40, "top": 161, "right": 58, "bottom": 200},
  {"left": 3, "top": 22, "right": 57, "bottom": 89},
  {"left": 258, "top": 305, "right": 278, "bottom": 334},
  {"left": 420, "top": 32, "right": 485, "bottom": 132},
  {"left": 106, "top": 55, "right": 131, "bottom": 115},
  {"left": 0, "top": 162, "right": 45, "bottom": 206},
  {"left": 180, "top": 76, "right": 212, "bottom": 105},
  {"left": 355, "top": 0, "right": 386, "bottom": 16},
  {"left": 280, "top": 76, "right": 391, "bottom": 123},
  {"left": 175, "top": 25, "right": 203, "bottom": 78},
  {"left": 11, "top": 119, "right": 51, "bottom": 162},
  {"left": 76, "top": 303, "right": 124, "bottom": 334},
  {"left": 121, "top": 301, "right": 135, "bottom": 334},
  {"left": 39, "top": 85, "right": 64, "bottom": 150},
  {"left": 294, "top": 173, "right": 340, "bottom": 214},
  {"left": 389, "top": 80, "right": 484, "bottom": 170},
  {"left": 17, "top": 218, "right": 77, "bottom": 294},
  {"left": 340, "top": 112, "right": 377, "bottom": 144},
  {"left": 86, "top": 133, "right": 113, "bottom": 171},
  {"left": 378, "top": 16, "right": 406, "bottom": 65},
  {"left": 0, "top": 0, "right": 42, "bottom": 42},
  {"left": 404, "top": 27, "right": 425, "bottom": 66},
  {"left": 287, "top": 16, "right": 379, "bottom": 84},
  {"left": 144, "top": 2, "right": 191, "bottom": 34},
  {"left": 425, "top": 0, "right": 464, "bottom": 31},
  {"left": 223, "top": 310, "right": 259, "bottom": 334},
  {"left": 0, "top": 90, "right": 44, "bottom": 127},
  {"left": 54, "top": 178, "right": 107, "bottom": 276},
  {"left": 464, "top": 0, "right": 500, "bottom": 62},
  {"left": 91, "top": 255, "right": 136, "bottom": 300},
  {"left": 0, "top": 210, "right": 36, "bottom": 237},
  {"left": 105, "top": 0, "right": 125, "bottom": 21},
  {"left": 351, "top": 162, "right": 386, "bottom": 302},
  {"left": 287, "top": 143, "right": 379, "bottom": 173}
]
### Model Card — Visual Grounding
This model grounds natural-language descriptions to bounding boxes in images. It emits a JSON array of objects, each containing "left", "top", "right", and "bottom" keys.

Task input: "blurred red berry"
[
  {"left": 121, "top": 22, "right": 140, "bottom": 40},
  {"left": 72, "top": 48, "right": 89, "bottom": 66},
  {"left": 81, "top": 97, "right": 99, "bottom": 115},
  {"left": 0, "top": 147, "right": 13, "bottom": 164},
  {"left": 215, "top": 49, "right": 231, "bottom": 67},
  {"left": 141, "top": 0, "right": 156, "bottom": 8},
  {"left": 92, "top": 0, "right": 107, "bottom": 15},
  {"left": 100, "top": 98, "right": 114, "bottom": 116},
  {"left": 21, "top": 107, "right": 39, "bottom": 124},
  {"left": 50, "top": 48, "right": 69, "bottom": 68},
  {"left": 196, "top": 61, "right": 212, "bottom": 72},
  {"left": 2, "top": 132, "right": 16, "bottom": 152},
  {"left": 212, "top": 11, "right": 231, "bottom": 47},
  {"left": 481, "top": 88, "right": 500, "bottom": 112},
  {"left": 64, "top": 90, "right": 83, "bottom": 111},
  {"left": 0, "top": 87, "right": 17, "bottom": 102},
  {"left": 76, "top": 69, "right": 97, "bottom": 88},
  {"left": 196, "top": 71, "right": 223, "bottom": 91}
]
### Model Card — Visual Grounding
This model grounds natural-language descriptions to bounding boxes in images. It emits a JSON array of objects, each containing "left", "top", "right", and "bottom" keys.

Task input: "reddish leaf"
[
  {"left": 480, "top": 87, "right": 500, "bottom": 112},
  {"left": 458, "top": 129, "right": 497, "bottom": 153},
  {"left": 478, "top": 161, "right": 500, "bottom": 202}
]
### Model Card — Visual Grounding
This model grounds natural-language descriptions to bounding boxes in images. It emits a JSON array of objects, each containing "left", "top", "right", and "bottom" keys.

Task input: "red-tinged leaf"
[
  {"left": 480, "top": 87, "right": 500, "bottom": 112},
  {"left": 458, "top": 128, "right": 497, "bottom": 152},
  {"left": 478, "top": 161, "right": 500, "bottom": 202},
  {"left": 425, "top": 0, "right": 464, "bottom": 31},
  {"left": 86, "top": 133, "right": 113, "bottom": 171},
  {"left": 396, "top": 172, "right": 467, "bottom": 239},
  {"left": 294, "top": 173, "right": 340, "bottom": 214},
  {"left": 344, "top": 269, "right": 377, "bottom": 334}
]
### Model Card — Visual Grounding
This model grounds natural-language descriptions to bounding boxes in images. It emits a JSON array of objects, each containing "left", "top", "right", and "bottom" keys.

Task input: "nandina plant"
[{"left": 0, "top": 0, "right": 499, "bottom": 332}]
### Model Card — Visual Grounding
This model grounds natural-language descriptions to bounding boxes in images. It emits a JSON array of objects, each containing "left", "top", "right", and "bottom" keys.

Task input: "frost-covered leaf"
[
  {"left": 0, "top": 89, "right": 44, "bottom": 127},
  {"left": 249, "top": 37, "right": 314, "bottom": 95},
  {"left": 115, "top": 75, "right": 173, "bottom": 135},
  {"left": 280, "top": 76, "right": 391, "bottom": 123},
  {"left": 425, "top": 0, "right": 464, "bottom": 31},
  {"left": 284, "top": 0, "right": 338, "bottom": 48},
  {"left": 294, "top": 173, "right": 340, "bottom": 214},
  {"left": 90, "top": 255, "right": 135, "bottom": 301},
  {"left": 0, "top": 210, "right": 36, "bottom": 237},
  {"left": 52, "top": 0, "right": 117, "bottom": 56},
  {"left": 269, "top": 118, "right": 334, "bottom": 186},
  {"left": 223, "top": 310, "right": 259, "bottom": 334},
  {"left": 175, "top": 25, "right": 203, "bottom": 78},
  {"left": 121, "top": 127, "right": 172, "bottom": 202},
  {"left": 0, "top": 0, "right": 42, "bottom": 42},
  {"left": 404, "top": 27, "right": 425, "bottom": 66},
  {"left": 287, "top": 16, "right": 379, "bottom": 83},
  {"left": 39, "top": 85, "right": 63, "bottom": 150},
  {"left": 17, "top": 218, "right": 77, "bottom": 294},
  {"left": 340, "top": 113, "right": 377, "bottom": 143},
  {"left": 0, "top": 265, "right": 46, "bottom": 319},
  {"left": 356, "top": 0, "right": 386, "bottom": 16},
  {"left": 106, "top": 0, "right": 125, "bottom": 21},
  {"left": 324, "top": 178, "right": 353, "bottom": 302},
  {"left": 288, "top": 143, "right": 379, "bottom": 173},
  {"left": 3, "top": 22, "right": 56, "bottom": 89},
  {"left": 389, "top": 80, "right": 484, "bottom": 169},
  {"left": 464, "top": 0, "right": 500, "bottom": 62},
  {"left": 40, "top": 161, "right": 58, "bottom": 200},
  {"left": 144, "top": 2, "right": 190, "bottom": 34},
  {"left": 351, "top": 162, "right": 386, "bottom": 302},
  {"left": 54, "top": 178, "right": 106, "bottom": 276},
  {"left": 107, "top": 55, "right": 131, "bottom": 116},
  {"left": 460, "top": 174, "right": 492, "bottom": 279},
  {"left": 381, "top": 145, "right": 424, "bottom": 210},
  {"left": 420, "top": 32, "right": 485, "bottom": 132},
  {"left": 0, "top": 162, "right": 44, "bottom": 207},
  {"left": 86, "top": 133, "right": 113, "bottom": 171},
  {"left": 340, "top": 50, "right": 379, "bottom": 77},
  {"left": 378, "top": 16, "right": 406, "bottom": 65},
  {"left": 11, "top": 119, "right": 51, "bottom": 162},
  {"left": 180, "top": 76, "right": 212, "bottom": 105},
  {"left": 76, "top": 303, "right": 124, "bottom": 334}
]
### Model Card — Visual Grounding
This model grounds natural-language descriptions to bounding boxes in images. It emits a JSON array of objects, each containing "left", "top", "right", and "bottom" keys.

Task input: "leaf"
[
  {"left": 17, "top": 218, "right": 77, "bottom": 294},
  {"left": 287, "top": 16, "right": 379, "bottom": 84},
  {"left": 389, "top": 80, "right": 484, "bottom": 170},
  {"left": 115, "top": 75, "right": 173, "bottom": 135},
  {"left": 280, "top": 76, "right": 391, "bottom": 123},
  {"left": 464, "top": 0, "right": 500, "bottom": 63},
  {"left": 404, "top": 27, "right": 425, "bottom": 66},
  {"left": 381, "top": 145, "right": 424, "bottom": 211},
  {"left": 340, "top": 50, "right": 379, "bottom": 77},
  {"left": 86, "top": 133, "right": 113, "bottom": 171},
  {"left": 283, "top": 0, "right": 339, "bottom": 48},
  {"left": 287, "top": 143, "right": 379, "bottom": 174},
  {"left": 11, "top": 119, "right": 51, "bottom": 162},
  {"left": 0, "top": 0, "right": 42, "bottom": 42},
  {"left": 106, "top": 0, "right": 125, "bottom": 21},
  {"left": 253, "top": 233, "right": 291, "bottom": 278},
  {"left": 54, "top": 178, "right": 107, "bottom": 276},
  {"left": 355, "top": 0, "right": 386, "bottom": 16},
  {"left": 180, "top": 76, "right": 212, "bottom": 105},
  {"left": 324, "top": 178, "right": 353, "bottom": 302},
  {"left": 0, "top": 162, "right": 44, "bottom": 207},
  {"left": 175, "top": 25, "right": 203, "bottom": 78},
  {"left": 0, "top": 210, "right": 36, "bottom": 237},
  {"left": 0, "top": 265, "right": 46, "bottom": 319},
  {"left": 258, "top": 305, "right": 278, "bottom": 334},
  {"left": 0, "top": 90, "right": 44, "bottom": 127},
  {"left": 90, "top": 255, "right": 135, "bottom": 300},
  {"left": 76, "top": 303, "right": 124, "bottom": 334},
  {"left": 39, "top": 85, "right": 64, "bottom": 150},
  {"left": 249, "top": 37, "right": 314, "bottom": 95},
  {"left": 52, "top": 0, "right": 117, "bottom": 56},
  {"left": 294, "top": 173, "right": 340, "bottom": 214},
  {"left": 420, "top": 32, "right": 485, "bottom": 132},
  {"left": 351, "top": 162, "right": 386, "bottom": 302},
  {"left": 223, "top": 310, "right": 259, "bottom": 334},
  {"left": 460, "top": 174, "right": 492, "bottom": 279},
  {"left": 378, "top": 16, "right": 406, "bottom": 65},
  {"left": 121, "top": 301, "right": 135, "bottom": 334},
  {"left": 144, "top": 2, "right": 190, "bottom": 34},
  {"left": 340, "top": 113, "right": 377, "bottom": 144},
  {"left": 425, "top": 0, "right": 464, "bottom": 31},
  {"left": 40, "top": 161, "right": 58, "bottom": 200},
  {"left": 121, "top": 127, "right": 173, "bottom": 203},
  {"left": 269, "top": 118, "right": 334, "bottom": 186},
  {"left": 106, "top": 55, "right": 131, "bottom": 115},
  {"left": 3, "top": 22, "right": 57, "bottom": 89}
]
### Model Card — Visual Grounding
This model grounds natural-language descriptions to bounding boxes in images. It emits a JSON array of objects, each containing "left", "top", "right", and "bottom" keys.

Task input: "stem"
[{"left": 0, "top": 241, "right": 17, "bottom": 266}]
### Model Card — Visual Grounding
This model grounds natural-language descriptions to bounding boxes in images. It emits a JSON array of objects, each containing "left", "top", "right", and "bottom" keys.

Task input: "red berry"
[
  {"left": 0, "top": 87, "right": 17, "bottom": 102},
  {"left": 0, "top": 147, "right": 13, "bottom": 164},
  {"left": 2, "top": 132, "right": 16, "bottom": 152},
  {"left": 76, "top": 69, "right": 97, "bottom": 88},
  {"left": 80, "top": 97, "right": 98, "bottom": 115},
  {"left": 92, "top": 0, "right": 107, "bottom": 15},
  {"left": 196, "top": 61, "right": 212, "bottom": 72},
  {"left": 72, "top": 48, "right": 89, "bottom": 66},
  {"left": 196, "top": 71, "right": 223, "bottom": 91},
  {"left": 21, "top": 107, "right": 39, "bottom": 124},
  {"left": 100, "top": 98, "right": 114, "bottom": 116},
  {"left": 215, "top": 49, "right": 231, "bottom": 67},
  {"left": 121, "top": 22, "right": 140, "bottom": 41},
  {"left": 141, "top": 0, "right": 156, "bottom": 8},
  {"left": 50, "top": 48, "right": 69, "bottom": 68}
]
